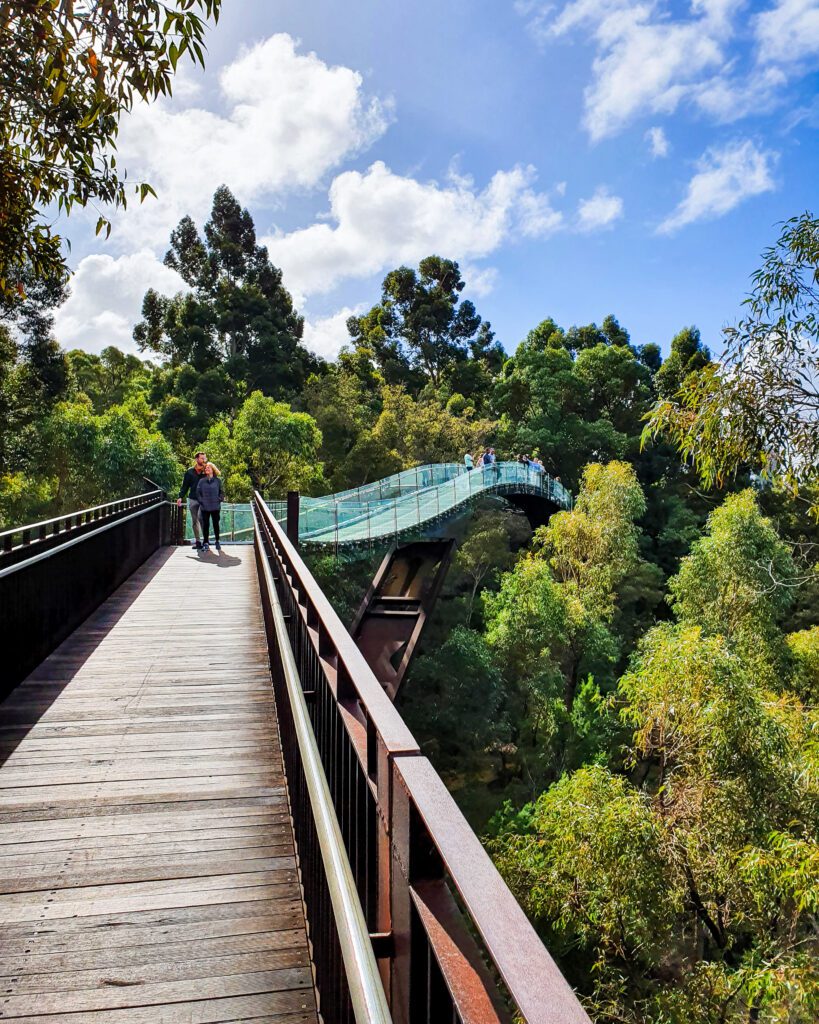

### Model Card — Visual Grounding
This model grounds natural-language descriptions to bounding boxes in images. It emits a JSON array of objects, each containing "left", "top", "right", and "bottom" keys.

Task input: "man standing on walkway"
[{"left": 177, "top": 451, "right": 207, "bottom": 550}]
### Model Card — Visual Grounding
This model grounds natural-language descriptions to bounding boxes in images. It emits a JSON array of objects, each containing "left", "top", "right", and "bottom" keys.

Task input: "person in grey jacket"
[
  {"left": 196, "top": 463, "right": 225, "bottom": 553},
  {"left": 177, "top": 451, "right": 207, "bottom": 549}
]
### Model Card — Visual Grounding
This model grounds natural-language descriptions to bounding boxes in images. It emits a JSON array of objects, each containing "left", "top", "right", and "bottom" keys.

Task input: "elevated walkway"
[
  {"left": 204, "top": 462, "right": 572, "bottom": 550},
  {"left": 0, "top": 490, "right": 590, "bottom": 1024},
  {"left": 0, "top": 548, "right": 317, "bottom": 1022},
  {"left": 297, "top": 462, "right": 570, "bottom": 546}
]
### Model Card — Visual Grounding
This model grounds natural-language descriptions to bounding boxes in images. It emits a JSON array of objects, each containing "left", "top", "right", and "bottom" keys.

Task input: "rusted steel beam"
[
  {"left": 410, "top": 880, "right": 506, "bottom": 1023},
  {"left": 394, "top": 756, "right": 590, "bottom": 1024},
  {"left": 351, "top": 539, "right": 455, "bottom": 701}
]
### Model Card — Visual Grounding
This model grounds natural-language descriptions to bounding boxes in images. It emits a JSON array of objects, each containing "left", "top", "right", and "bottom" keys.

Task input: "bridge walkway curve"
[
  {"left": 207, "top": 462, "right": 573, "bottom": 550},
  {"left": 0, "top": 547, "right": 318, "bottom": 1023}
]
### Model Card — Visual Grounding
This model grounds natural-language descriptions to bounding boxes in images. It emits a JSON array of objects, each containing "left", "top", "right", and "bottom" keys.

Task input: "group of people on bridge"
[
  {"left": 177, "top": 450, "right": 225, "bottom": 553},
  {"left": 176, "top": 446, "right": 559, "bottom": 555},
  {"left": 463, "top": 449, "right": 549, "bottom": 475}
]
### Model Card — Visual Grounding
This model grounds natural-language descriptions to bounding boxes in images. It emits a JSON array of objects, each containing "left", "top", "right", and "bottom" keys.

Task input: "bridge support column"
[
  {"left": 286, "top": 490, "right": 300, "bottom": 549},
  {"left": 351, "top": 540, "right": 455, "bottom": 701}
]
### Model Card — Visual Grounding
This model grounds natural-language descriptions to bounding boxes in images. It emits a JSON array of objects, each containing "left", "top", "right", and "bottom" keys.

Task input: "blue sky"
[{"left": 54, "top": 0, "right": 819, "bottom": 362}]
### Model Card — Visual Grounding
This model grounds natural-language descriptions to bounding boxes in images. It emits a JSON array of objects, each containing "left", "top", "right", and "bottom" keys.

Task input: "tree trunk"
[
  {"left": 465, "top": 575, "right": 482, "bottom": 625},
  {"left": 563, "top": 649, "right": 580, "bottom": 711},
  {"left": 683, "top": 862, "right": 726, "bottom": 950}
]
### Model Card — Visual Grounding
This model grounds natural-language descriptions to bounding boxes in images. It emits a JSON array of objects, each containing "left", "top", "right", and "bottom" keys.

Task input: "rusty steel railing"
[{"left": 253, "top": 493, "right": 590, "bottom": 1024}]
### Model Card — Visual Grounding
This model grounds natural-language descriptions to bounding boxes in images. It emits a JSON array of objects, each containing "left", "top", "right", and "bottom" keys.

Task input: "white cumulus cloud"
[
  {"left": 646, "top": 126, "right": 670, "bottom": 158},
  {"left": 756, "top": 0, "right": 819, "bottom": 65},
  {"left": 54, "top": 252, "right": 186, "bottom": 355},
  {"left": 657, "top": 139, "right": 777, "bottom": 235},
  {"left": 577, "top": 186, "right": 624, "bottom": 231},
  {"left": 109, "top": 33, "right": 393, "bottom": 249},
  {"left": 517, "top": 0, "right": 819, "bottom": 138},
  {"left": 693, "top": 64, "right": 788, "bottom": 121},
  {"left": 262, "top": 161, "right": 564, "bottom": 302},
  {"left": 460, "top": 264, "right": 500, "bottom": 297},
  {"left": 302, "top": 306, "right": 366, "bottom": 361},
  {"left": 54, "top": 34, "right": 394, "bottom": 354},
  {"left": 522, "top": 0, "right": 731, "bottom": 139}
]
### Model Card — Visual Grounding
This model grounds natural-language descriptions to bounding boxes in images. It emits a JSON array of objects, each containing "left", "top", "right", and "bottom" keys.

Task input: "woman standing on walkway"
[{"left": 196, "top": 463, "right": 225, "bottom": 553}]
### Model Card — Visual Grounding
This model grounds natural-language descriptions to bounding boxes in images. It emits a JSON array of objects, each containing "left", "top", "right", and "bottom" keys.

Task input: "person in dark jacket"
[
  {"left": 196, "top": 462, "right": 225, "bottom": 553},
  {"left": 177, "top": 451, "right": 207, "bottom": 549}
]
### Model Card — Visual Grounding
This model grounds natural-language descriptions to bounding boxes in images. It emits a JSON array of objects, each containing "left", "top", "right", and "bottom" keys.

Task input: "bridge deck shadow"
[
  {"left": 0, "top": 547, "right": 177, "bottom": 769},
  {"left": 0, "top": 547, "right": 318, "bottom": 1022}
]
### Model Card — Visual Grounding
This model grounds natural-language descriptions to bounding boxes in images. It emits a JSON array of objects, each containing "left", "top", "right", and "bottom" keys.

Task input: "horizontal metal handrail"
[
  {"left": 0, "top": 499, "right": 171, "bottom": 580},
  {"left": 0, "top": 489, "right": 163, "bottom": 541},
  {"left": 255, "top": 511, "right": 392, "bottom": 1023}
]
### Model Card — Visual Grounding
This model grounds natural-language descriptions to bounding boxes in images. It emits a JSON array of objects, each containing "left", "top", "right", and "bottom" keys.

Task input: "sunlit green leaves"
[
  {"left": 668, "top": 489, "right": 796, "bottom": 684},
  {"left": 232, "top": 390, "right": 324, "bottom": 497},
  {"left": 643, "top": 214, "right": 819, "bottom": 508},
  {"left": 0, "top": 1, "right": 222, "bottom": 298},
  {"left": 536, "top": 460, "right": 646, "bottom": 620},
  {"left": 490, "top": 766, "right": 678, "bottom": 959}
]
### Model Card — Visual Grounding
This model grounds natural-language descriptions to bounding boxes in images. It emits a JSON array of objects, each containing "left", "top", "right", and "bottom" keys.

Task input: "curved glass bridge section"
[{"left": 188, "top": 462, "right": 572, "bottom": 548}]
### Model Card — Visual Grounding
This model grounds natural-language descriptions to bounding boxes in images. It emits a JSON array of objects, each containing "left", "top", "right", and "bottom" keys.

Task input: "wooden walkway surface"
[{"left": 0, "top": 547, "right": 318, "bottom": 1023}]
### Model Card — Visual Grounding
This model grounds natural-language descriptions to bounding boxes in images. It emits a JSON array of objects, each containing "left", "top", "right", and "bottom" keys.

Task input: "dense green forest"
[{"left": 2, "top": 186, "right": 818, "bottom": 1023}]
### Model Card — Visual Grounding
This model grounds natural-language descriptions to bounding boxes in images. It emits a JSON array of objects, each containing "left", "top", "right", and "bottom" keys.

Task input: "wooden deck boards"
[{"left": 0, "top": 547, "right": 318, "bottom": 1023}]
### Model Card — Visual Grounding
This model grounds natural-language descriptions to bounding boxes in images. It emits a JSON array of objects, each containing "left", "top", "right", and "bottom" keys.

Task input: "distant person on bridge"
[
  {"left": 196, "top": 463, "right": 225, "bottom": 554},
  {"left": 464, "top": 452, "right": 473, "bottom": 471},
  {"left": 178, "top": 451, "right": 207, "bottom": 550}
]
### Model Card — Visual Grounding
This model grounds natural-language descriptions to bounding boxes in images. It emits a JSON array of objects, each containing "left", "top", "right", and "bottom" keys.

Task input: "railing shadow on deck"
[
  {"left": 0, "top": 547, "right": 177, "bottom": 770},
  {"left": 253, "top": 493, "right": 591, "bottom": 1024},
  {"left": 0, "top": 492, "right": 183, "bottom": 706}
]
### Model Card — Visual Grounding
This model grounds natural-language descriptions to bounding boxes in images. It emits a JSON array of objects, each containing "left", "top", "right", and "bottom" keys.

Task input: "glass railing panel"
[
  {"left": 183, "top": 503, "right": 262, "bottom": 543},
  {"left": 186, "top": 465, "right": 571, "bottom": 547}
]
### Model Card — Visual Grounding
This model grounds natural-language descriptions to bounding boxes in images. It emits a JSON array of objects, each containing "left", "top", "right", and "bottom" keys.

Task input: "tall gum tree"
[
  {"left": 134, "top": 187, "right": 318, "bottom": 429},
  {"left": 347, "top": 256, "right": 504, "bottom": 399}
]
